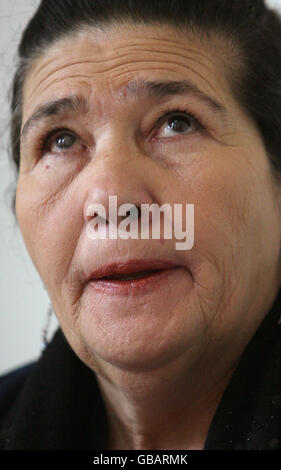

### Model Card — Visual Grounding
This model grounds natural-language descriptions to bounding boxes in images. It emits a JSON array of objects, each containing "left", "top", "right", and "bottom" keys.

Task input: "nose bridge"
[
  {"left": 99, "top": 125, "right": 135, "bottom": 170},
  {"left": 83, "top": 131, "right": 154, "bottom": 222}
]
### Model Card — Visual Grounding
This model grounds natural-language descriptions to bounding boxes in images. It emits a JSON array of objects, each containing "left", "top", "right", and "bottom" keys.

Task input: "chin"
[{"left": 74, "top": 313, "right": 205, "bottom": 375}]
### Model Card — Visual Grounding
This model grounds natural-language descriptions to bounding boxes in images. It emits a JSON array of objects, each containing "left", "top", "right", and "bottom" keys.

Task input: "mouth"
[
  {"left": 88, "top": 259, "right": 178, "bottom": 280},
  {"left": 100, "top": 269, "right": 163, "bottom": 281},
  {"left": 87, "top": 260, "right": 183, "bottom": 295}
]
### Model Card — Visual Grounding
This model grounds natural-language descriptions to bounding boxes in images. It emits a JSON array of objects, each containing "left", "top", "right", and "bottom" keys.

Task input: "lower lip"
[{"left": 88, "top": 267, "right": 182, "bottom": 296}]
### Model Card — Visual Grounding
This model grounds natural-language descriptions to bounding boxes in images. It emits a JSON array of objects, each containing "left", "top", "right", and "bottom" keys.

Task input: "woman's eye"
[
  {"left": 50, "top": 132, "right": 77, "bottom": 152},
  {"left": 157, "top": 114, "right": 196, "bottom": 138}
]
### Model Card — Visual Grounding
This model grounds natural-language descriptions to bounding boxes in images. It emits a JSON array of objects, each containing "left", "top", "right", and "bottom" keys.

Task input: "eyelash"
[{"left": 38, "top": 107, "right": 205, "bottom": 154}]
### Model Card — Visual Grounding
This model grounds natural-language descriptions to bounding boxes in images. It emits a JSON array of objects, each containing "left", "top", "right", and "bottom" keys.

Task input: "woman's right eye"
[
  {"left": 49, "top": 132, "right": 77, "bottom": 153},
  {"left": 40, "top": 129, "right": 84, "bottom": 155}
]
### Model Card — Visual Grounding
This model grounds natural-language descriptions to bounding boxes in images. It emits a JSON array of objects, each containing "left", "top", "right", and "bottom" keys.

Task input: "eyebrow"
[
  {"left": 21, "top": 79, "right": 228, "bottom": 141},
  {"left": 21, "top": 95, "right": 88, "bottom": 140},
  {"left": 126, "top": 79, "right": 227, "bottom": 116}
]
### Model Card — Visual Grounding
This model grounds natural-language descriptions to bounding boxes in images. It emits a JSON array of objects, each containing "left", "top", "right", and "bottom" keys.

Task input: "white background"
[{"left": 1, "top": 0, "right": 281, "bottom": 374}]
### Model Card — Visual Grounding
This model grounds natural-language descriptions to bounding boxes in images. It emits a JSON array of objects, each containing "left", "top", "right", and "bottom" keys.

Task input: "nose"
[{"left": 83, "top": 137, "right": 155, "bottom": 230}]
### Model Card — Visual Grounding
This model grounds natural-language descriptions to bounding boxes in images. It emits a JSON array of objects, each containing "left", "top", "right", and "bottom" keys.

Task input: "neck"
[{"left": 94, "top": 351, "right": 237, "bottom": 450}]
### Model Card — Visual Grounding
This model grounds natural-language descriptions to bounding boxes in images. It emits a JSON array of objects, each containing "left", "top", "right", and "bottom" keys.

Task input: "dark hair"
[{"left": 10, "top": 0, "right": 281, "bottom": 212}]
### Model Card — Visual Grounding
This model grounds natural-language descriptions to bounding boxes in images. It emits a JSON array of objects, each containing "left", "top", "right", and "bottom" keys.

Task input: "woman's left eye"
[{"left": 157, "top": 113, "right": 199, "bottom": 139}]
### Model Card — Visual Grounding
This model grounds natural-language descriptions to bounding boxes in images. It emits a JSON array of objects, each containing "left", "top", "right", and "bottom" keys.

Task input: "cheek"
[
  {"left": 174, "top": 148, "right": 276, "bottom": 275},
  {"left": 16, "top": 172, "right": 84, "bottom": 288},
  {"left": 173, "top": 153, "right": 250, "bottom": 236}
]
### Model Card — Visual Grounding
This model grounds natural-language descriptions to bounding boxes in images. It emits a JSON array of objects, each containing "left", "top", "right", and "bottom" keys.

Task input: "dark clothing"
[{"left": 0, "top": 291, "right": 280, "bottom": 450}]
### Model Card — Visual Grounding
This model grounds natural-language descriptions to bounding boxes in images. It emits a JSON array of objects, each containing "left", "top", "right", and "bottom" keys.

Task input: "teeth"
[{"left": 104, "top": 270, "right": 159, "bottom": 280}]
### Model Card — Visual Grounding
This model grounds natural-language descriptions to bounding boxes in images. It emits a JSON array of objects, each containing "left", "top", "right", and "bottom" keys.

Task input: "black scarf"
[{"left": 1, "top": 290, "right": 280, "bottom": 450}]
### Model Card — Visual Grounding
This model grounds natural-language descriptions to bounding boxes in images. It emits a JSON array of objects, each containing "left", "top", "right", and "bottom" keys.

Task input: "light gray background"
[{"left": 1, "top": 0, "right": 281, "bottom": 375}]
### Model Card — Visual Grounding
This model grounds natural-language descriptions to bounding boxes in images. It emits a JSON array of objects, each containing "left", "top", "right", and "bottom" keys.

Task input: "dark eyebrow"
[
  {"left": 21, "top": 95, "right": 88, "bottom": 140},
  {"left": 21, "top": 79, "right": 228, "bottom": 141},
  {"left": 125, "top": 79, "right": 228, "bottom": 117}
]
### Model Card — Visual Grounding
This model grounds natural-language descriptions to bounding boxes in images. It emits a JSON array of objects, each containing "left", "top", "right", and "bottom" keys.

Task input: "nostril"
[
  {"left": 124, "top": 206, "right": 141, "bottom": 218},
  {"left": 86, "top": 212, "right": 109, "bottom": 230},
  {"left": 86, "top": 211, "right": 98, "bottom": 222}
]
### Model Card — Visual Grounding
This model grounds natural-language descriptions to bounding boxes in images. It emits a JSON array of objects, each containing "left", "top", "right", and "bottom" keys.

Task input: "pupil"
[{"left": 57, "top": 134, "right": 74, "bottom": 148}]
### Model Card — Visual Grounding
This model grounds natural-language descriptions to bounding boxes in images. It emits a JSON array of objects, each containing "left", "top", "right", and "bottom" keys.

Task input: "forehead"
[{"left": 22, "top": 22, "right": 232, "bottom": 122}]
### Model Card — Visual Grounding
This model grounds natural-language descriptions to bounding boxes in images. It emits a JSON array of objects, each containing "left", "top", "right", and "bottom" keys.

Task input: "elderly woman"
[{"left": 0, "top": 0, "right": 280, "bottom": 451}]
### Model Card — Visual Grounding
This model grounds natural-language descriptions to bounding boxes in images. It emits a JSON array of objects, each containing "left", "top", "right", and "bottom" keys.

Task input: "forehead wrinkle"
[
  {"left": 26, "top": 73, "right": 103, "bottom": 107},
  {"left": 95, "top": 28, "right": 225, "bottom": 80},
  {"left": 115, "top": 48, "right": 218, "bottom": 85},
  {"left": 30, "top": 49, "right": 211, "bottom": 83},
  {"left": 25, "top": 38, "right": 223, "bottom": 103},
  {"left": 28, "top": 55, "right": 223, "bottom": 109},
  {"left": 88, "top": 28, "right": 221, "bottom": 62},
  {"left": 109, "top": 60, "right": 227, "bottom": 105},
  {"left": 108, "top": 40, "right": 217, "bottom": 62},
  {"left": 111, "top": 42, "right": 220, "bottom": 72}
]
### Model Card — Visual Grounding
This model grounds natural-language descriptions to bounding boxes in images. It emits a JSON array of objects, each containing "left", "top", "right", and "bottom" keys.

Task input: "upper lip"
[{"left": 87, "top": 259, "right": 179, "bottom": 280}]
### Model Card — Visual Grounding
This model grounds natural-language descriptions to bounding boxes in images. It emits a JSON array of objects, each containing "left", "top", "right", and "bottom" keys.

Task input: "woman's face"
[{"left": 16, "top": 23, "right": 281, "bottom": 373}]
